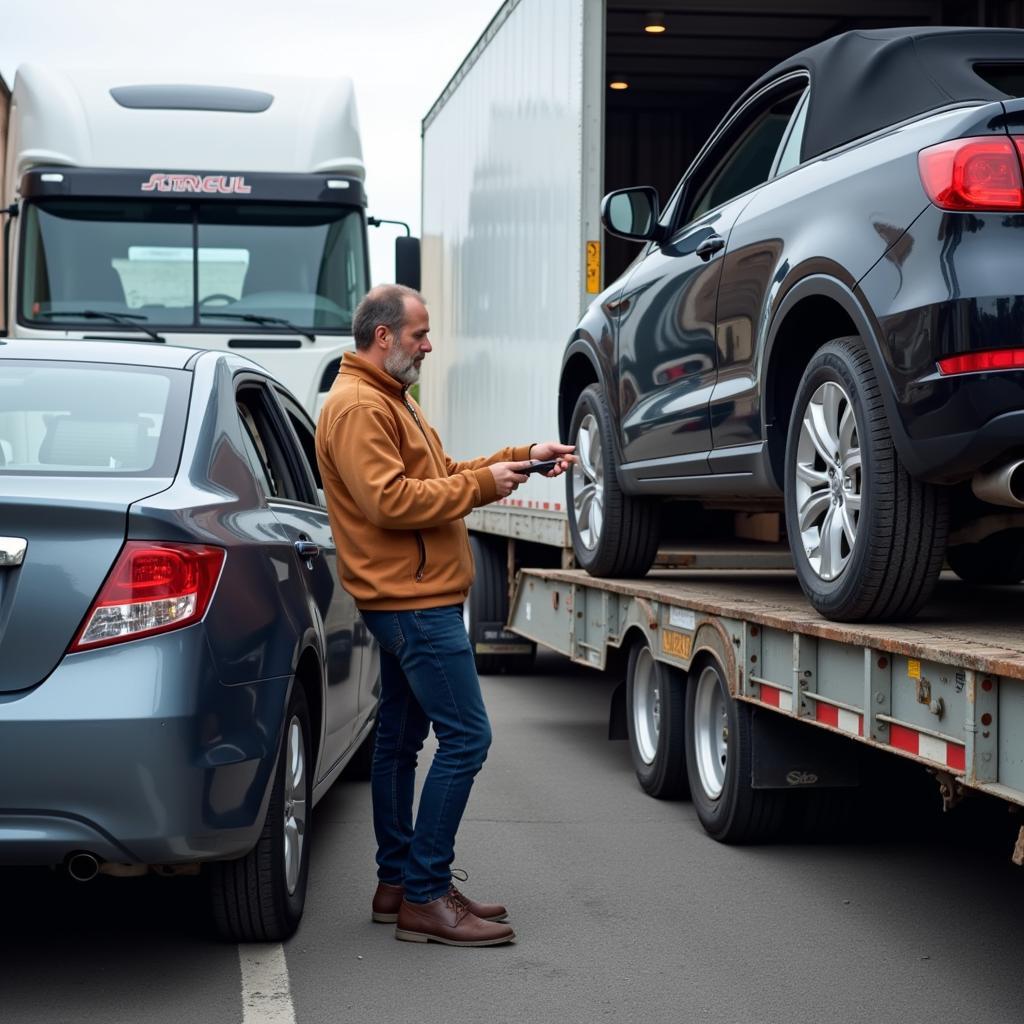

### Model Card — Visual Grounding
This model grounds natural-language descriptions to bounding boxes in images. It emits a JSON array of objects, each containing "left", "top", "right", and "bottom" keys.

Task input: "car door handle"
[
  {"left": 295, "top": 540, "right": 320, "bottom": 567},
  {"left": 695, "top": 234, "right": 725, "bottom": 261}
]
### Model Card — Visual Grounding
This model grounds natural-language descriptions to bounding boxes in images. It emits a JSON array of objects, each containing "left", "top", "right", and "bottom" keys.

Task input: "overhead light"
[
  {"left": 609, "top": 80, "right": 629, "bottom": 91},
  {"left": 644, "top": 12, "right": 666, "bottom": 33}
]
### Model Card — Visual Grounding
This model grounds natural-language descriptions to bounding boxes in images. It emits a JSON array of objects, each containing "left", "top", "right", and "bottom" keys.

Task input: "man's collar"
[{"left": 340, "top": 351, "right": 405, "bottom": 396}]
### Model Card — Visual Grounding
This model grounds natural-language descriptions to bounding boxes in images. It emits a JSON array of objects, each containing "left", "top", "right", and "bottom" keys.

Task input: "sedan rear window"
[
  {"left": 973, "top": 63, "right": 1024, "bottom": 97},
  {"left": 0, "top": 361, "right": 189, "bottom": 476}
]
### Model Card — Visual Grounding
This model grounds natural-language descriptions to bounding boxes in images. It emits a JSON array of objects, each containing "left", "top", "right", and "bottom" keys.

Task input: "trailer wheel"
[
  {"left": 684, "top": 658, "right": 787, "bottom": 843},
  {"left": 567, "top": 384, "right": 659, "bottom": 578},
  {"left": 625, "top": 640, "right": 689, "bottom": 799},
  {"left": 465, "top": 534, "right": 536, "bottom": 675},
  {"left": 784, "top": 337, "right": 948, "bottom": 621},
  {"left": 947, "top": 529, "right": 1024, "bottom": 585}
]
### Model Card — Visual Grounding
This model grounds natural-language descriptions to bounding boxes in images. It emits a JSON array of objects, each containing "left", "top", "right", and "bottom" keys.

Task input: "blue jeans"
[{"left": 359, "top": 605, "right": 492, "bottom": 903}]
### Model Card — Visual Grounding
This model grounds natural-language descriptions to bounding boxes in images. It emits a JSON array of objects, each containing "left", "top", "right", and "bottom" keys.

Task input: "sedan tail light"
[
  {"left": 71, "top": 542, "right": 225, "bottom": 651},
  {"left": 918, "top": 136, "right": 1024, "bottom": 211}
]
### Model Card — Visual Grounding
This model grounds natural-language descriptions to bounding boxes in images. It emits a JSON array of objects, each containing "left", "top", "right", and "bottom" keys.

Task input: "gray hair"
[{"left": 352, "top": 284, "right": 425, "bottom": 350}]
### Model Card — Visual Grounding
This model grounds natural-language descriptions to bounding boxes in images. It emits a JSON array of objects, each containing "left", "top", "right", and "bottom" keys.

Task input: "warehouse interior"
[{"left": 603, "top": 0, "right": 1024, "bottom": 278}]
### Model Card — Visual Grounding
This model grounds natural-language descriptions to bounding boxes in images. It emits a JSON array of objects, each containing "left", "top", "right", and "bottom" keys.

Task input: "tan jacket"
[{"left": 315, "top": 352, "right": 531, "bottom": 610}]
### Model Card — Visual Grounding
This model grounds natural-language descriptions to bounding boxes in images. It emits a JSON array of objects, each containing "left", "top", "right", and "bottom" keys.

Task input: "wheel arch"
[
  {"left": 292, "top": 646, "right": 324, "bottom": 774},
  {"left": 558, "top": 345, "right": 601, "bottom": 443}
]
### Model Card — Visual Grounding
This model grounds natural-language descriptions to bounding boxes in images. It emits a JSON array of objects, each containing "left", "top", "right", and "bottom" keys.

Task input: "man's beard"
[{"left": 384, "top": 341, "right": 421, "bottom": 386}]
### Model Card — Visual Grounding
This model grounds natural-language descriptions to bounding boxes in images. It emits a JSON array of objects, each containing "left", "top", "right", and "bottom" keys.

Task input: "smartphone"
[{"left": 522, "top": 459, "right": 560, "bottom": 476}]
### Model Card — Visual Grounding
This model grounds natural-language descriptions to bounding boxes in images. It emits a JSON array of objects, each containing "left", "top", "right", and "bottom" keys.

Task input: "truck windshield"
[{"left": 20, "top": 199, "right": 368, "bottom": 333}]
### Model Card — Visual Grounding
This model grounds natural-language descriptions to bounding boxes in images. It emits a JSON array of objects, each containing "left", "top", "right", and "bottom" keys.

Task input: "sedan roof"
[
  {"left": 737, "top": 26, "right": 1024, "bottom": 161},
  {"left": 0, "top": 337, "right": 198, "bottom": 369}
]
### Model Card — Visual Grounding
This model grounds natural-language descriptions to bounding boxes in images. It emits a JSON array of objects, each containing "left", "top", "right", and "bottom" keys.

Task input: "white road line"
[{"left": 239, "top": 943, "right": 297, "bottom": 1024}]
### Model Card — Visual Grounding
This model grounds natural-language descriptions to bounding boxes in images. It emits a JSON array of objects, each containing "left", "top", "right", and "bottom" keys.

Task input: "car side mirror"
[
  {"left": 395, "top": 236, "right": 421, "bottom": 290},
  {"left": 600, "top": 187, "right": 661, "bottom": 241}
]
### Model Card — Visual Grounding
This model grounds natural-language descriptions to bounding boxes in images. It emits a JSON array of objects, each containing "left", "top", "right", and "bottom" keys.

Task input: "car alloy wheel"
[
  {"left": 793, "top": 380, "right": 862, "bottom": 582},
  {"left": 566, "top": 384, "right": 660, "bottom": 577},
  {"left": 283, "top": 715, "right": 307, "bottom": 896},
  {"left": 573, "top": 413, "right": 605, "bottom": 552}
]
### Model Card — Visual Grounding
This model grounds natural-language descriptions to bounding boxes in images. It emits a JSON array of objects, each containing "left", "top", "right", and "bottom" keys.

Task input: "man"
[{"left": 315, "top": 284, "right": 574, "bottom": 947}]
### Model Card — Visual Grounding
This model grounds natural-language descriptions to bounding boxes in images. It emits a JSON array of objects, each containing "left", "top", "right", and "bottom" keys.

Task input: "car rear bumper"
[{"left": 0, "top": 626, "right": 289, "bottom": 866}]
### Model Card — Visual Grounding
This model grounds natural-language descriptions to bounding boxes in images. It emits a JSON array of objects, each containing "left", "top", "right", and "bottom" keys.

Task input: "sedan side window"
[
  {"left": 683, "top": 85, "right": 806, "bottom": 224},
  {"left": 772, "top": 89, "right": 810, "bottom": 177},
  {"left": 236, "top": 383, "right": 311, "bottom": 503}
]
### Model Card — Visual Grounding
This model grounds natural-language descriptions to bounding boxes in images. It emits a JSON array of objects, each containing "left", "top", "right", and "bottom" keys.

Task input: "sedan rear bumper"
[{"left": 0, "top": 626, "right": 289, "bottom": 866}]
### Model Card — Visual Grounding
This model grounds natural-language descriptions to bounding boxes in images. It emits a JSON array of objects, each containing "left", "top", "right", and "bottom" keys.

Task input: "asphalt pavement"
[{"left": 2, "top": 650, "right": 1023, "bottom": 1024}]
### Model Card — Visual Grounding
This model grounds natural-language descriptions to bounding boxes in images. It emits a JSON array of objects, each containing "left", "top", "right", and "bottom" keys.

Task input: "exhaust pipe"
[
  {"left": 66, "top": 852, "right": 100, "bottom": 882},
  {"left": 972, "top": 460, "right": 1024, "bottom": 509}
]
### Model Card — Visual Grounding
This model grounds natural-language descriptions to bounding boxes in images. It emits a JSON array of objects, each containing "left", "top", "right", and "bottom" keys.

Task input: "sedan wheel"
[
  {"left": 567, "top": 383, "right": 660, "bottom": 577},
  {"left": 210, "top": 684, "right": 313, "bottom": 941},
  {"left": 784, "top": 337, "right": 948, "bottom": 622}
]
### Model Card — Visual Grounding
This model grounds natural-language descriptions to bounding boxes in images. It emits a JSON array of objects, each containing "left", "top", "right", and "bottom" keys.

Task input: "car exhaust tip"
[
  {"left": 971, "top": 460, "right": 1024, "bottom": 508},
  {"left": 66, "top": 852, "right": 100, "bottom": 882}
]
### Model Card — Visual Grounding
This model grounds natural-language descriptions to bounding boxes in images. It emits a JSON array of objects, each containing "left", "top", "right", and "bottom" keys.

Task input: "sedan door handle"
[
  {"left": 294, "top": 540, "right": 320, "bottom": 568},
  {"left": 695, "top": 233, "right": 726, "bottom": 261}
]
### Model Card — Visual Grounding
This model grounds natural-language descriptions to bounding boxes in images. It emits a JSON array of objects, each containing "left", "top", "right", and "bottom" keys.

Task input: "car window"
[
  {"left": 274, "top": 387, "right": 323, "bottom": 491},
  {"left": 684, "top": 85, "right": 805, "bottom": 223},
  {"left": 235, "top": 382, "right": 312, "bottom": 503},
  {"left": 773, "top": 89, "right": 810, "bottom": 177}
]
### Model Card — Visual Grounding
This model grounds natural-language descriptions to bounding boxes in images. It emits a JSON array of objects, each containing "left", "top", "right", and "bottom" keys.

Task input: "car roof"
[
  {"left": 735, "top": 26, "right": 1024, "bottom": 162},
  {"left": 0, "top": 337, "right": 199, "bottom": 369}
]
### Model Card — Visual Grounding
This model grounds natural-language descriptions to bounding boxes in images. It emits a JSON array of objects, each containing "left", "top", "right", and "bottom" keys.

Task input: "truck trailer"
[
  {"left": 420, "top": 0, "right": 1024, "bottom": 854},
  {"left": 0, "top": 64, "right": 418, "bottom": 418}
]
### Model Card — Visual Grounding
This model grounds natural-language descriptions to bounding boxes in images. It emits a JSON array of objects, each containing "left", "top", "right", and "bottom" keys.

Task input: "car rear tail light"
[
  {"left": 937, "top": 348, "right": 1024, "bottom": 375},
  {"left": 918, "top": 136, "right": 1024, "bottom": 211},
  {"left": 71, "top": 542, "right": 225, "bottom": 651}
]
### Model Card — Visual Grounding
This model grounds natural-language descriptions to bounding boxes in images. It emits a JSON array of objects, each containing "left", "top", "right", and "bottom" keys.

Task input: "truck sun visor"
[{"left": 109, "top": 84, "right": 273, "bottom": 113}]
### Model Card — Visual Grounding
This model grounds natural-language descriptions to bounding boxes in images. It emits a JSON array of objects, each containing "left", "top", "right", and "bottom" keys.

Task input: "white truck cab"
[{"left": 2, "top": 64, "right": 418, "bottom": 417}]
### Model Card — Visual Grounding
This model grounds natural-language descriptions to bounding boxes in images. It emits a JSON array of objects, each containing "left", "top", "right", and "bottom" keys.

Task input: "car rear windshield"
[
  {"left": 0, "top": 360, "right": 189, "bottom": 476},
  {"left": 973, "top": 62, "right": 1024, "bottom": 96}
]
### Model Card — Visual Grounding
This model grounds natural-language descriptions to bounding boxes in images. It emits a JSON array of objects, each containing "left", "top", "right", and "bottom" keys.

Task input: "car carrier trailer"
[{"left": 507, "top": 567, "right": 1024, "bottom": 855}]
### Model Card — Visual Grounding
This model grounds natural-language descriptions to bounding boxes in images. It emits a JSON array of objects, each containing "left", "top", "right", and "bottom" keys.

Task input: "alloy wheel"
[
  {"left": 631, "top": 646, "right": 661, "bottom": 765},
  {"left": 693, "top": 665, "right": 729, "bottom": 800},
  {"left": 794, "top": 380, "right": 862, "bottom": 582},
  {"left": 572, "top": 413, "right": 605, "bottom": 551},
  {"left": 283, "top": 716, "right": 307, "bottom": 896}
]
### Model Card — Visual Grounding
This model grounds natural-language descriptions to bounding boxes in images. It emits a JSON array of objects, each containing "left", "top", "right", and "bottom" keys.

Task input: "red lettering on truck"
[{"left": 140, "top": 172, "right": 252, "bottom": 194}]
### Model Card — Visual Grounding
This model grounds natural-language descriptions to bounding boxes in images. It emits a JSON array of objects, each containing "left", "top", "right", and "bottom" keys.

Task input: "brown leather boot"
[
  {"left": 372, "top": 881, "right": 509, "bottom": 923},
  {"left": 395, "top": 892, "right": 515, "bottom": 946}
]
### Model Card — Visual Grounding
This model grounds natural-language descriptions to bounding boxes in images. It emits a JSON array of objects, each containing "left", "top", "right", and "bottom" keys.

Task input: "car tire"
[
  {"left": 684, "top": 657, "right": 788, "bottom": 843},
  {"left": 465, "top": 534, "right": 536, "bottom": 675},
  {"left": 947, "top": 529, "right": 1024, "bottom": 584},
  {"left": 784, "top": 337, "right": 948, "bottom": 622},
  {"left": 567, "top": 383, "right": 660, "bottom": 577},
  {"left": 209, "top": 684, "right": 312, "bottom": 942},
  {"left": 625, "top": 640, "right": 689, "bottom": 799}
]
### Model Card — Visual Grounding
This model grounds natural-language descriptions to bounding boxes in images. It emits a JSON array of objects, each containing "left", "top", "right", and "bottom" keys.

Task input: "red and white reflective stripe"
[
  {"left": 759, "top": 683, "right": 792, "bottom": 712},
  {"left": 814, "top": 702, "right": 864, "bottom": 737},
  {"left": 889, "top": 723, "right": 966, "bottom": 772},
  {"left": 496, "top": 498, "right": 563, "bottom": 511}
]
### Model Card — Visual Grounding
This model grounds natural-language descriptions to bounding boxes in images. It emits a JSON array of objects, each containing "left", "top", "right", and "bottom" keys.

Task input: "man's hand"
[
  {"left": 489, "top": 461, "right": 531, "bottom": 497},
  {"left": 527, "top": 441, "right": 577, "bottom": 477}
]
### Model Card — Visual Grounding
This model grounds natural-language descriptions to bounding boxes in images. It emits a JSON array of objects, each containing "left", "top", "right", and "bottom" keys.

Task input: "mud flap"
[{"left": 751, "top": 707, "right": 860, "bottom": 789}]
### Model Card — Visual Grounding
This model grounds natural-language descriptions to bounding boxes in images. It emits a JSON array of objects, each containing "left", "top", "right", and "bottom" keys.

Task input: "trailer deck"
[{"left": 509, "top": 569, "right": 1024, "bottom": 808}]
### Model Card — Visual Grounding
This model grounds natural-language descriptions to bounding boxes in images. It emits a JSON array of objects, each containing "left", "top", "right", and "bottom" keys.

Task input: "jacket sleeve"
[
  {"left": 436, "top": 427, "right": 533, "bottom": 476},
  {"left": 327, "top": 402, "right": 500, "bottom": 529}
]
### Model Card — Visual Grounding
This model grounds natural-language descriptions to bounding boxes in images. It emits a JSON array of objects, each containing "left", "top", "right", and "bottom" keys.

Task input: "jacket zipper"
[{"left": 404, "top": 390, "right": 429, "bottom": 582}]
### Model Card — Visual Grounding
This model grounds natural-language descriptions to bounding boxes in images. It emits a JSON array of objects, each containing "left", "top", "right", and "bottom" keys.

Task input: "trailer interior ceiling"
[{"left": 603, "top": 0, "right": 1024, "bottom": 279}]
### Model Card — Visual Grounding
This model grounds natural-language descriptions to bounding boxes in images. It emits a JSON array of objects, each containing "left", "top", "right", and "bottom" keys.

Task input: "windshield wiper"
[
  {"left": 36, "top": 309, "right": 165, "bottom": 343},
  {"left": 199, "top": 311, "right": 316, "bottom": 343}
]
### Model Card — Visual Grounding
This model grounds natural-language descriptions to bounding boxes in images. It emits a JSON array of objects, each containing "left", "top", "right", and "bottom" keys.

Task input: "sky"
[{"left": 0, "top": 0, "right": 501, "bottom": 283}]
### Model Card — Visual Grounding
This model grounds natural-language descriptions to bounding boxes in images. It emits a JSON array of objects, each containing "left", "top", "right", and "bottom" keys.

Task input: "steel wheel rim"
[
  {"left": 693, "top": 665, "right": 728, "bottom": 800},
  {"left": 794, "top": 380, "right": 862, "bottom": 582},
  {"left": 632, "top": 647, "right": 661, "bottom": 765},
  {"left": 572, "top": 412, "right": 605, "bottom": 551},
  {"left": 283, "top": 715, "right": 307, "bottom": 896}
]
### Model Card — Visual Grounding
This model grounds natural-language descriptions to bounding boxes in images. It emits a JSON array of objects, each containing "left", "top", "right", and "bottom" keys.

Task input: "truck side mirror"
[
  {"left": 395, "top": 236, "right": 421, "bottom": 291},
  {"left": 600, "top": 186, "right": 662, "bottom": 242}
]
